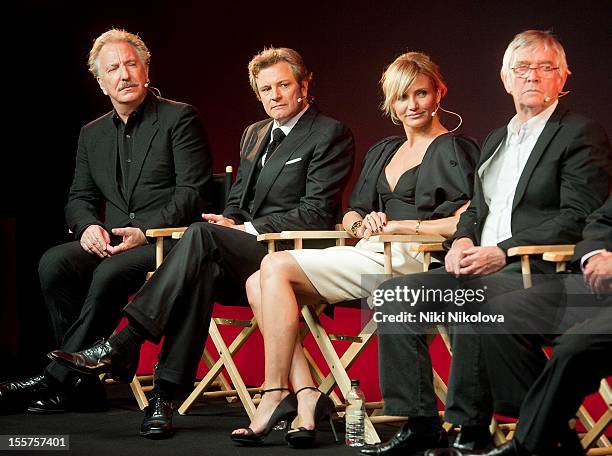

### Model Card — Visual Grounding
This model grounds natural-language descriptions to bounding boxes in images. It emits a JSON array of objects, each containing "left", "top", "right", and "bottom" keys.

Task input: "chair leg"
[
  {"left": 129, "top": 375, "right": 149, "bottom": 410},
  {"left": 178, "top": 318, "right": 258, "bottom": 418},
  {"left": 301, "top": 305, "right": 381, "bottom": 444},
  {"left": 208, "top": 319, "right": 257, "bottom": 419},
  {"left": 581, "top": 409, "right": 611, "bottom": 449},
  {"left": 202, "top": 347, "right": 236, "bottom": 402},
  {"left": 302, "top": 346, "right": 343, "bottom": 405},
  {"left": 490, "top": 417, "right": 508, "bottom": 445},
  {"left": 538, "top": 350, "right": 612, "bottom": 449},
  {"left": 316, "top": 318, "right": 377, "bottom": 398}
]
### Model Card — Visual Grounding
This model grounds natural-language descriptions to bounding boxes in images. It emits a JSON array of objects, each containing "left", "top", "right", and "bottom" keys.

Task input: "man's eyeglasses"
[{"left": 511, "top": 64, "right": 560, "bottom": 78}]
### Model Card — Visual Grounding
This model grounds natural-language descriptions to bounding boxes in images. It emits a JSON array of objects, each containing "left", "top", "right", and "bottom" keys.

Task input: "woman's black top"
[
  {"left": 348, "top": 133, "right": 480, "bottom": 221},
  {"left": 376, "top": 154, "right": 420, "bottom": 221}
]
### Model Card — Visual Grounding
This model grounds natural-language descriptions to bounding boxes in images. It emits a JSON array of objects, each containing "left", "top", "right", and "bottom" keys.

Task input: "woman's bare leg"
[
  {"left": 233, "top": 252, "right": 321, "bottom": 434},
  {"left": 288, "top": 331, "right": 327, "bottom": 431}
]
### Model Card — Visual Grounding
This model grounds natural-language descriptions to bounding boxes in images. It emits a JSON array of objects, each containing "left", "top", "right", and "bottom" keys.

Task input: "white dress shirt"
[{"left": 479, "top": 101, "right": 558, "bottom": 246}]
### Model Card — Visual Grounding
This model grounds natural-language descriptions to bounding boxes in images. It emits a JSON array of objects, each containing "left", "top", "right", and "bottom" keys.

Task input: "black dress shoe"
[
  {"left": 48, "top": 339, "right": 138, "bottom": 382},
  {"left": 0, "top": 374, "right": 54, "bottom": 413},
  {"left": 26, "top": 377, "right": 108, "bottom": 414},
  {"left": 360, "top": 424, "right": 448, "bottom": 456},
  {"left": 452, "top": 426, "right": 492, "bottom": 451},
  {"left": 140, "top": 395, "right": 174, "bottom": 439},
  {"left": 425, "top": 441, "right": 521, "bottom": 456}
]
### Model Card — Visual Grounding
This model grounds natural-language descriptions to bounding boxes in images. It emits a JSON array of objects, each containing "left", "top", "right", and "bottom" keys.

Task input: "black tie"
[
  {"left": 265, "top": 128, "right": 286, "bottom": 163},
  {"left": 246, "top": 128, "right": 287, "bottom": 213}
]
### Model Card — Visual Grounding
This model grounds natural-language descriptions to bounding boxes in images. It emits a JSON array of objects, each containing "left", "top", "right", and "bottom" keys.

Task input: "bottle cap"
[{"left": 350, "top": 379, "right": 360, "bottom": 387}]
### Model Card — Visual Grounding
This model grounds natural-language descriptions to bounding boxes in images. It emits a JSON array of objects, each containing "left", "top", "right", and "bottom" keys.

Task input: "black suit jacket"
[
  {"left": 573, "top": 196, "right": 612, "bottom": 261},
  {"left": 65, "top": 94, "right": 212, "bottom": 238},
  {"left": 223, "top": 105, "right": 355, "bottom": 233},
  {"left": 448, "top": 104, "right": 611, "bottom": 252}
]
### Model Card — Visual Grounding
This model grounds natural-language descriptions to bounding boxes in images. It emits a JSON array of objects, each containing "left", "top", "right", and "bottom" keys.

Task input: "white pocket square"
[{"left": 285, "top": 157, "right": 302, "bottom": 165}]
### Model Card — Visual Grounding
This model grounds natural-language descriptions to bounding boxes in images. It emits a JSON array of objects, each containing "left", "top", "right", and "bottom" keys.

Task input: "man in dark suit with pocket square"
[
  {"left": 0, "top": 29, "right": 212, "bottom": 415},
  {"left": 49, "top": 46, "right": 355, "bottom": 438}
]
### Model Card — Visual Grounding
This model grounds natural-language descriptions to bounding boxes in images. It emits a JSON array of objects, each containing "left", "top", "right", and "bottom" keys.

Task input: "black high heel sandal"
[
  {"left": 285, "top": 386, "right": 339, "bottom": 448},
  {"left": 230, "top": 387, "right": 297, "bottom": 446}
]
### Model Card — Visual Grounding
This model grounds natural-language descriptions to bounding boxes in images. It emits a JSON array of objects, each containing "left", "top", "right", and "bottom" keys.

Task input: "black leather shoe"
[
  {"left": 425, "top": 441, "right": 521, "bottom": 456},
  {"left": 140, "top": 395, "right": 174, "bottom": 439},
  {"left": 452, "top": 426, "right": 492, "bottom": 451},
  {"left": 360, "top": 424, "right": 448, "bottom": 456},
  {"left": 26, "top": 377, "right": 108, "bottom": 414},
  {"left": 0, "top": 374, "right": 54, "bottom": 413},
  {"left": 48, "top": 339, "right": 138, "bottom": 382}
]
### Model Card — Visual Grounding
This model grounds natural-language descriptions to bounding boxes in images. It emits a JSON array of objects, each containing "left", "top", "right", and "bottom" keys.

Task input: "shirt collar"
[
  {"left": 272, "top": 104, "right": 310, "bottom": 137},
  {"left": 112, "top": 91, "right": 151, "bottom": 126},
  {"left": 507, "top": 100, "right": 558, "bottom": 136}
]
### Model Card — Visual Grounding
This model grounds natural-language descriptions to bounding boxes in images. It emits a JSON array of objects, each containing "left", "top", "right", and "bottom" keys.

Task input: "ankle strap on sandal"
[
  {"left": 261, "top": 387, "right": 291, "bottom": 394},
  {"left": 294, "top": 386, "right": 321, "bottom": 395}
]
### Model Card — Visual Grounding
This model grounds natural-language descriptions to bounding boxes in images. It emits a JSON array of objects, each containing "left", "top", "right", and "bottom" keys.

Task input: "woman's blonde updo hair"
[{"left": 381, "top": 52, "right": 447, "bottom": 124}]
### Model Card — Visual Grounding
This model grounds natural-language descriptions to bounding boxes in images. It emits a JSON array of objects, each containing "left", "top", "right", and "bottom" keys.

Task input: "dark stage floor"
[{"left": 0, "top": 383, "right": 399, "bottom": 456}]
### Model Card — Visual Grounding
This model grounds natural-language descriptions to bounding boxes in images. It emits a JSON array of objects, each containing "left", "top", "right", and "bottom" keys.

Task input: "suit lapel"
[
  {"left": 126, "top": 97, "right": 159, "bottom": 203},
  {"left": 477, "top": 127, "right": 506, "bottom": 178},
  {"left": 251, "top": 106, "right": 317, "bottom": 215},
  {"left": 239, "top": 122, "right": 272, "bottom": 208},
  {"left": 512, "top": 105, "right": 566, "bottom": 210},
  {"left": 471, "top": 126, "right": 506, "bottom": 230}
]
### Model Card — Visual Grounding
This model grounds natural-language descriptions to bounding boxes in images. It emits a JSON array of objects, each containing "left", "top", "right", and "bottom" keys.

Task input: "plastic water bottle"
[{"left": 345, "top": 379, "right": 366, "bottom": 446}]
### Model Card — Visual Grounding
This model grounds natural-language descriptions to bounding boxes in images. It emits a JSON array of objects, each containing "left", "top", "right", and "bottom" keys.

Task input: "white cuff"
[
  {"left": 244, "top": 222, "right": 259, "bottom": 236},
  {"left": 581, "top": 249, "right": 606, "bottom": 271}
]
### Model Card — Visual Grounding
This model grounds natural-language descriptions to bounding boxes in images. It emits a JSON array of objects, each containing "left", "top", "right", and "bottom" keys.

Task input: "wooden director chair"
[
  {"left": 257, "top": 229, "right": 451, "bottom": 444},
  {"left": 122, "top": 167, "right": 239, "bottom": 411},
  {"left": 132, "top": 249, "right": 261, "bottom": 418},
  {"left": 175, "top": 224, "right": 354, "bottom": 417},
  {"left": 175, "top": 229, "right": 350, "bottom": 418},
  {"left": 504, "top": 245, "right": 611, "bottom": 454}
]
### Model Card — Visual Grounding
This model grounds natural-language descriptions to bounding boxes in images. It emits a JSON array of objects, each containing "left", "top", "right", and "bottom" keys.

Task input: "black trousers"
[
  {"left": 123, "top": 222, "right": 268, "bottom": 390},
  {"left": 39, "top": 240, "right": 173, "bottom": 383},
  {"left": 375, "top": 261, "right": 558, "bottom": 425},
  {"left": 483, "top": 276, "right": 612, "bottom": 452}
]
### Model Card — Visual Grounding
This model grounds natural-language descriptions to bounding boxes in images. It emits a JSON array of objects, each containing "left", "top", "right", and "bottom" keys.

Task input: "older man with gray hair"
[{"left": 0, "top": 28, "right": 212, "bottom": 415}]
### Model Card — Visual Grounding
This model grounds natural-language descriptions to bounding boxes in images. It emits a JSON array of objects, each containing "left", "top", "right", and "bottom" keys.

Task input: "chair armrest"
[
  {"left": 543, "top": 248, "right": 575, "bottom": 272},
  {"left": 145, "top": 227, "right": 188, "bottom": 269},
  {"left": 507, "top": 244, "right": 575, "bottom": 257},
  {"left": 410, "top": 242, "right": 444, "bottom": 253},
  {"left": 258, "top": 231, "right": 351, "bottom": 241},
  {"left": 256, "top": 233, "right": 284, "bottom": 241},
  {"left": 507, "top": 244, "right": 575, "bottom": 288},
  {"left": 365, "top": 234, "right": 446, "bottom": 274},
  {"left": 257, "top": 231, "right": 352, "bottom": 242},
  {"left": 146, "top": 227, "right": 188, "bottom": 237},
  {"left": 257, "top": 230, "right": 352, "bottom": 252},
  {"left": 279, "top": 230, "right": 352, "bottom": 240},
  {"left": 542, "top": 250, "right": 574, "bottom": 262},
  {"left": 368, "top": 234, "right": 445, "bottom": 243}
]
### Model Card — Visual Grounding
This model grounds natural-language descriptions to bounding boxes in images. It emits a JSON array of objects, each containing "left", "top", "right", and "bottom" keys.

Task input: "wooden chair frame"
[
  {"left": 257, "top": 230, "right": 453, "bottom": 444},
  {"left": 507, "top": 245, "right": 611, "bottom": 452},
  {"left": 124, "top": 167, "right": 238, "bottom": 412},
  {"left": 152, "top": 228, "right": 261, "bottom": 418}
]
